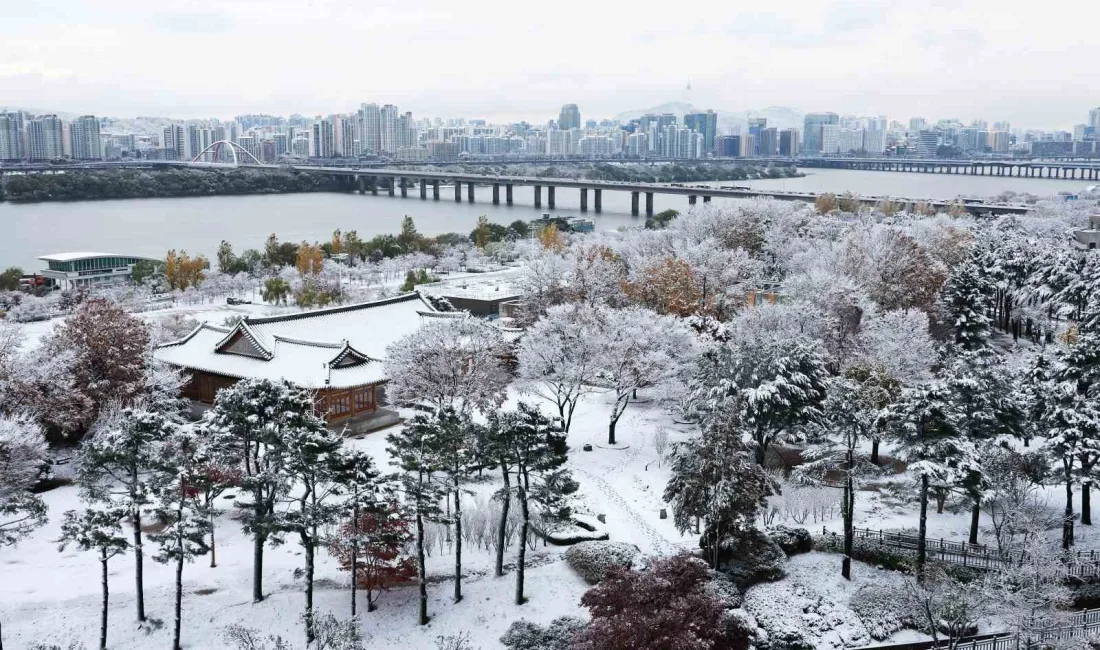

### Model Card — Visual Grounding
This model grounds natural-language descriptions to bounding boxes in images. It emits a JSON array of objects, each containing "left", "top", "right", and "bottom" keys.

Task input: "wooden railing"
[{"left": 856, "top": 609, "right": 1100, "bottom": 650}]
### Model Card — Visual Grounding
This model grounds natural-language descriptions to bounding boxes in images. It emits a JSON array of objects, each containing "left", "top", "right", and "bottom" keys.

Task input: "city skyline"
[{"left": 3, "top": 0, "right": 1099, "bottom": 129}]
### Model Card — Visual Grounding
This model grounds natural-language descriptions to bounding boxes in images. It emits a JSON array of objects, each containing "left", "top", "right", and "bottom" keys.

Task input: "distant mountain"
[{"left": 613, "top": 103, "right": 804, "bottom": 133}]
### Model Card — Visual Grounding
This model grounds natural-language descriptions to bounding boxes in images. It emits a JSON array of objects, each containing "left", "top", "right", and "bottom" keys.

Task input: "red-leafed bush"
[
  {"left": 577, "top": 553, "right": 748, "bottom": 650},
  {"left": 329, "top": 504, "right": 417, "bottom": 612}
]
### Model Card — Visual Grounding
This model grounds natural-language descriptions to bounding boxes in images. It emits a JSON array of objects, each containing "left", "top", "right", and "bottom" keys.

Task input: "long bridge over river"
[{"left": 0, "top": 158, "right": 1036, "bottom": 215}]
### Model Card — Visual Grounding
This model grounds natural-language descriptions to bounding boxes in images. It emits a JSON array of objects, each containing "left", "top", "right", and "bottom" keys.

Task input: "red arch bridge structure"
[{"left": 189, "top": 140, "right": 263, "bottom": 166}]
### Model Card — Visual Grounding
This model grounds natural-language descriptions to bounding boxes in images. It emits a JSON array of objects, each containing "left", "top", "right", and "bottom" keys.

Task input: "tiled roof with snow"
[{"left": 154, "top": 292, "right": 449, "bottom": 390}]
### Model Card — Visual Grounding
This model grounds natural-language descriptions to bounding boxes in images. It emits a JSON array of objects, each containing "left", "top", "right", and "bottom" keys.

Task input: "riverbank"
[{"left": 0, "top": 167, "right": 345, "bottom": 202}]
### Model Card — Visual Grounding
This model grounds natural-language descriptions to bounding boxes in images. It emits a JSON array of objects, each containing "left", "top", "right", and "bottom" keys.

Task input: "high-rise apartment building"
[
  {"left": 359, "top": 103, "right": 381, "bottom": 152},
  {"left": 0, "top": 112, "right": 24, "bottom": 161},
  {"left": 748, "top": 118, "right": 767, "bottom": 155},
  {"left": 397, "top": 112, "right": 416, "bottom": 150},
  {"left": 558, "top": 104, "right": 581, "bottom": 131},
  {"left": 333, "top": 114, "right": 359, "bottom": 157},
  {"left": 380, "top": 105, "right": 398, "bottom": 153},
  {"left": 163, "top": 124, "right": 185, "bottom": 160},
  {"left": 820, "top": 124, "right": 840, "bottom": 154},
  {"left": 28, "top": 115, "right": 65, "bottom": 160},
  {"left": 311, "top": 119, "right": 335, "bottom": 157},
  {"left": 863, "top": 129, "right": 886, "bottom": 154},
  {"left": 802, "top": 112, "right": 838, "bottom": 154},
  {"left": 1089, "top": 108, "right": 1100, "bottom": 131},
  {"left": 683, "top": 110, "right": 718, "bottom": 153},
  {"left": 71, "top": 115, "right": 102, "bottom": 160}
]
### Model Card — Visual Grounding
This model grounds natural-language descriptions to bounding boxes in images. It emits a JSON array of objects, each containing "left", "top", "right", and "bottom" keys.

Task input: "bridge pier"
[
  {"left": 535, "top": 185, "right": 542, "bottom": 208},
  {"left": 433, "top": 181, "right": 440, "bottom": 200},
  {"left": 594, "top": 189, "right": 602, "bottom": 212},
  {"left": 645, "top": 192, "right": 654, "bottom": 217},
  {"left": 420, "top": 179, "right": 427, "bottom": 199},
  {"left": 703, "top": 196, "right": 711, "bottom": 203},
  {"left": 506, "top": 184, "right": 513, "bottom": 205},
  {"left": 468, "top": 182, "right": 475, "bottom": 202},
  {"left": 688, "top": 195, "right": 697, "bottom": 206},
  {"left": 548, "top": 186, "right": 555, "bottom": 209},
  {"left": 493, "top": 183, "right": 500, "bottom": 205},
  {"left": 580, "top": 188, "right": 588, "bottom": 212},
  {"left": 370, "top": 177, "right": 378, "bottom": 195},
  {"left": 357, "top": 176, "right": 366, "bottom": 194},
  {"left": 631, "top": 191, "right": 639, "bottom": 216},
  {"left": 454, "top": 181, "right": 462, "bottom": 202},
  {"left": 388, "top": 178, "right": 395, "bottom": 196},
  {"left": 400, "top": 178, "right": 407, "bottom": 198}
]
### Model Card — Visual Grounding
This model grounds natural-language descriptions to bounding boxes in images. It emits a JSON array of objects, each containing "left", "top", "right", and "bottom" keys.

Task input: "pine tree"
[
  {"left": 149, "top": 429, "right": 212, "bottom": 650},
  {"left": 279, "top": 419, "right": 347, "bottom": 644},
  {"left": 488, "top": 402, "right": 573, "bottom": 604},
  {"left": 883, "top": 384, "right": 972, "bottom": 573},
  {"left": 938, "top": 257, "right": 993, "bottom": 351},
  {"left": 204, "top": 378, "right": 301, "bottom": 603},
  {"left": 189, "top": 422, "right": 241, "bottom": 568},
  {"left": 387, "top": 413, "right": 449, "bottom": 625},
  {"left": 78, "top": 406, "right": 177, "bottom": 622},
  {"left": 431, "top": 408, "right": 477, "bottom": 603},
  {"left": 56, "top": 506, "right": 129, "bottom": 650}
]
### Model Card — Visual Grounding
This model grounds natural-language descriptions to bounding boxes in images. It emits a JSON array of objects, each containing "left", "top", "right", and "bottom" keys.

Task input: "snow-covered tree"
[
  {"left": 664, "top": 421, "right": 774, "bottom": 569},
  {"left": 938, "top": 256, "right": 994, "bottom": 351},
  {"left": 840, "top": 224, "right": 948, "bottom": 313},
  {"left": 44, "top": 298, "right": 151, "bottom": 427},
  {"left": 690, "top": 328, "right": 828, "bottom": 466},
  {"left": 384, "top": 317, "right": 510, "bottom": 414},
  {"left": 387, "top": 413, "right": 451, "bottom": 625},
  {"left": 799, "top": 372, "right": 888, "bottom": 579},
  {"left": 279, "top": 418, "right": 348, "bottom": 644},
  {"left": 487, "top": 402, "right": 573, "bottom": 605},
  {"left": 56, "top": 506, "right": 129, "bottom": 650},
  {"left": 427, "top": 408, "right": 480, "bottom": 603},
  {"left": 516, "top": 303, "right": 603, "bottom": 432},
  {"left": 591, "top": 306, "right": 696, "bottom": 445},
  {"left": 0, "top": 412, "right": 48, "bottom": 546},
  {"left": 883, "top": 384, "right": 973, "bottom": 573},
  {"left": 857, "top": 308, "right": 937, "bottom": 386},
  {"left": 329, "top": 500, "right": 415, "bottom": 616},
  {"left": 148, "top": 428, "right": 212, "bottom": 650},
  {"left": 78, "top": 406, "right": 178, "bottom": 622},
  {"left": 203, "top": 379, "right": 303, "bottom": 602}
]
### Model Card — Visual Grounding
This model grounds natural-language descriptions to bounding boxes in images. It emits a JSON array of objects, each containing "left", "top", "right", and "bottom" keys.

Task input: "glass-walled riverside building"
[{"left": 39, "top": 252, "right": 157, "bottom": 290}]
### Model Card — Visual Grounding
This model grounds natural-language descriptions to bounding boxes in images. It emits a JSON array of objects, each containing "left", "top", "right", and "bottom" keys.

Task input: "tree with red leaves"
[
  {"left": 577, "top": 553, "right": 746, "bottom": 650},
  {"left": 329, "top": 503, "right": 417, "bottom": 614}
]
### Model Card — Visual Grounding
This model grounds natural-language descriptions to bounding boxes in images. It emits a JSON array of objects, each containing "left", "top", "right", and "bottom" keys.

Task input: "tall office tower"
[
  {"left": 185, "top": 124, "right": 203, "bottom": 160},
  {"left": 759, "top": 127, "right": 779, "bottom": 156},
  {"left": 802, "top": 112, "right": 839, "bottom": 154},
  {"left": 716, "top": 134, "right": 740, "bottom": 157},
  {"left": 747, "top": 118, "right": 767, "bottom": 155},
  {"left": 379, "top": 104, "right": 398, "bottom": 153},
  {"left": 558, "top": 104, "right": 581, "bottom": 131},
  {"left": 0, "top": 112, "right": 23, "bottom": 161},
  {"left": 863, "top": 128, "right": 886, "bottom": 154},
  {"left": 311, "top": 119, "right": 335, "bottom": 157},
  {"left": 683, "top": 110, "right": 718, "bottom": 153},
  {"left": 71, "top": 115, "right": 102, "bottom": 160},
  {"left": 778, "top": 128, "right": 800, "bottom": 156},
  {"left": 909, "top": 117, "right": 926, "bottom": 132},
  {"left": 28, "top": 115, "right": 65, "bottom": 160},
  {"left": 163, "top": 124, "right": 185, "bottom": 160},
  {"left": 739, "top": 134, "right": 756, "bottom": 157},
  {"left": 1090, "top": 108, "right": 1100, "bottom": 130}
]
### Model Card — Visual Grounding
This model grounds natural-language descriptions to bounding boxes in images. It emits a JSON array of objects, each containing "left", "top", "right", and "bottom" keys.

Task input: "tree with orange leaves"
[
  {"left": 296, "top": 241, "right": 324, "bottom": 275},
  {"left": 626, "top": 257, "right": 705, "bottom": 317}
]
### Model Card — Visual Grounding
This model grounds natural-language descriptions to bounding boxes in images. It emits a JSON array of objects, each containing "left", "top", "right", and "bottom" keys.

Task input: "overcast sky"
[{"left": 3, "top": 0, "right": 1098, "bottom": 129}]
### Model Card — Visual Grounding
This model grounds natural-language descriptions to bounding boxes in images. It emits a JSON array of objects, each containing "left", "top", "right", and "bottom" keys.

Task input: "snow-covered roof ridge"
[
  {"left": 153, "top": 291, "right": 441, "bottom": 390},
  {"left": 158, "top": 322, "right": 233, "bottom": 348}
]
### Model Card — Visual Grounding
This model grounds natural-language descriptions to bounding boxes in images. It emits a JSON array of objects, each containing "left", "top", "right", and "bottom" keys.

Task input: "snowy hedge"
[
  {"left": 848, "top": 584, "right": 914, "bottom": 640},
  {"left": 813, "top": 534, "right": 915, "bottom": 572},
  {"left": 744, "top": 581, "right": 871, "bottom": 650},
  {"left": 500, "top": 617, "right": 587, "bottom": 650},
  {"left": 712, "top": 528, "right": 787, "bottom": 588},
  {"left": 564, "top": 540, "right": 640, "bottom": 584},
  {"left": 767, "top": 525, "right": 813, "bottom": 556},
  {"left": 703, "top": 570, "right": 744, "bottom": 609}
]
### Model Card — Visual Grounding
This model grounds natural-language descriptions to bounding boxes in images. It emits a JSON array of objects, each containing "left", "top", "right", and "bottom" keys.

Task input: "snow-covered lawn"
[{"left": 0, "top": 389, "right": 698, "bottom": 649}]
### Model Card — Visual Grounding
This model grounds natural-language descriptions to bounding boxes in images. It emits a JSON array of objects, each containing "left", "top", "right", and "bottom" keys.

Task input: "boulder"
[
  {"left": 706, "top": 528, "right": 786, "bottom": 589},
  {"left": 767, "top": 525, "right": 813, "bottom": 556}
]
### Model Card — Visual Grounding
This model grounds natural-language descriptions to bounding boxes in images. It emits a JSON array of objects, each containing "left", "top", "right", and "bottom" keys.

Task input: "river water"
[{"left": 1, "top": 168, "right": 1092, "bottom": 273}]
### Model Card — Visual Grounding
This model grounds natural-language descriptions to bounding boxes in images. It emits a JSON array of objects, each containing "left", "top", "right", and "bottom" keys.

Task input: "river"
[{"left": 1, "top": 168, "right": 1092, "bottom": 273}]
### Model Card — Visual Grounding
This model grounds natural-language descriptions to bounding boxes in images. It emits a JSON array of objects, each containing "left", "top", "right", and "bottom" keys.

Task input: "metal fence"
[
  {"left": 858, "top": 611, "right": 1100, "bottom": 650},
  {"left": 827, "top": 527, "right": 1100, "bottom": 577}
]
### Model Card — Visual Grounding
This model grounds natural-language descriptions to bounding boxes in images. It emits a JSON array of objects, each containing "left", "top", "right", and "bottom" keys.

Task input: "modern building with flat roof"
[{"left": 39, "top": 252, "right": 158, "bottom": 290}]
